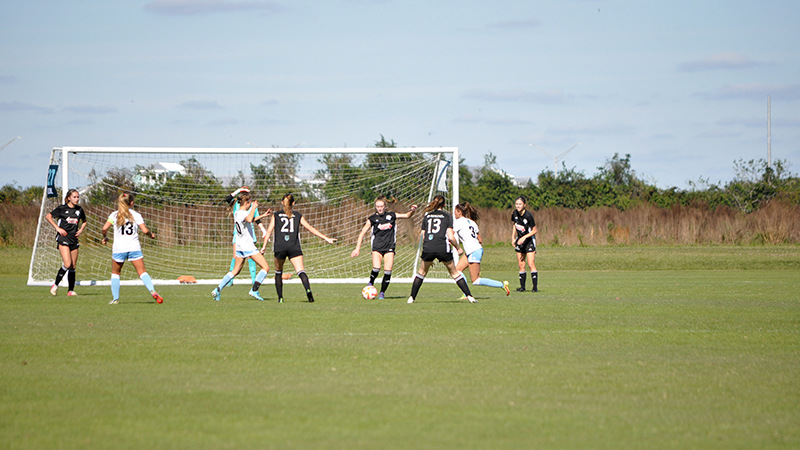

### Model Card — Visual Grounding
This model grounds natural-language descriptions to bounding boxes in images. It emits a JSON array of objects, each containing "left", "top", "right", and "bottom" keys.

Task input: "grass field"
[{"left": 1, "top": 245, "right": 799, "bottom": 449}]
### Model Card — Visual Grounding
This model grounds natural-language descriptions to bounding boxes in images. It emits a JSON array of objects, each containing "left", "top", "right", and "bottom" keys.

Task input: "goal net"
[{"left": 29, "top": 147, "right": 459, "bottom": 287}]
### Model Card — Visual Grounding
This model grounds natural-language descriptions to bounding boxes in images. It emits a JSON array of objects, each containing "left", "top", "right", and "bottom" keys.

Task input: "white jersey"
[
  {"left": 107, "top": 210, "right": 145, "bottom": 254},
  {"left": 453, "top": 217, "right": 482, "bottom": 256},
  {"left": 233, "top": 208, "right": 258, "bottom": 254}
]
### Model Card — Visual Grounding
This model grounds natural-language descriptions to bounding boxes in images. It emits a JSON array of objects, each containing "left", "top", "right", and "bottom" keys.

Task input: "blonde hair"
[
  {"left": 237, "top": 192, "right": 252, "bottom": 207},
  {"left": 116, "top": 192, "right": 134, "bottom": 226},
  {"left": 282, "top": 193, "right": 295, "bottom": 219},
  {"left": 423, "top": 195, "right": 446, "bottom": 213},
  {"left": 64, "top": 189, "right": 79, "bottom": 205}
]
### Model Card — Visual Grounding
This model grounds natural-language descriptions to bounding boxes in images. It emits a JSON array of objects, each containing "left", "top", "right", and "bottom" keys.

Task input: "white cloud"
[
  {"left": 548, "top": 122, "right": 634, "bottom": 136},
  {"left": 62, "top": 105, "right": 118, "bottom": 114},
  {"left": 695, "top": 83, "right": 800, "bottom": 101},
  {"left": 178, "top": 100, "right": 223, "bottom": 109},
  {"left": 144, "top": 0, "right": 285, "bottom": 16},
  {"left": 453, "top": 112, "right": 532, "bottom": 126},
  {"left": 0, "top": 101, "right": 53, "bottom": 113},
  {"left": 463, "top": 88, "right": 567, "bottom": 104},
  {"left": 488, "top": 17, "right": 541, "bottom": 29},
  {"left": 679, "top": 52, "right": 762, "bottom": 71}
]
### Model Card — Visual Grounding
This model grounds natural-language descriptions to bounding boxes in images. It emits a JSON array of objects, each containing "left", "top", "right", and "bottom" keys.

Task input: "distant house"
[
  {"left": 466, "top": 165, "right": 532, "bottom": 187},
  {"left": 135, "top": 162, "right": 187, "bottom": 186}
]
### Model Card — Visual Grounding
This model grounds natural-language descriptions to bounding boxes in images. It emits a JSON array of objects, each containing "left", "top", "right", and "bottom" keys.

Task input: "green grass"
[{"left": 2, "top": 246, "right": 800, "bottom": 449}]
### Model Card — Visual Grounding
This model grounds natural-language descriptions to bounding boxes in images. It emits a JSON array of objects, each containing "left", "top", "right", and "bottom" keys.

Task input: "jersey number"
[
  {"left": 468, "top": 225, "right": 477, "bottom": 239},
  {"left": 280, "top": 217, "right": 294, "bottom": 234},
  {"left": 120, "top": 222, "right": 135, "bottom": 236},
  {"left": 426, "top": 218, "right": 441, "bottom": 235}
]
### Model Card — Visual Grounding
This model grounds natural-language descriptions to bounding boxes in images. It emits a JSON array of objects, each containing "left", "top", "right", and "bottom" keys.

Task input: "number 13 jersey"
[
  {"left": 421, "top": 210, "right": 453, "bottom": 254},
  {"left": 106, "top": 210, "right": 145, "bottom": 253},
  {"left": 273, "top": 211, "right": 302, "bottom": 253}
]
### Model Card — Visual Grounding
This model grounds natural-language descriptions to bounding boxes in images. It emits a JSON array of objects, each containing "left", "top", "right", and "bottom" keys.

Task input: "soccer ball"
[{"left": 362, "top": 285, "right": 378, "bottom": 299}]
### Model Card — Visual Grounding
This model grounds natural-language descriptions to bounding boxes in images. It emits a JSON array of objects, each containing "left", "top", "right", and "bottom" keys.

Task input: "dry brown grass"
[{"left": 4, "top": 200, "right": 800, "bottom": 248}]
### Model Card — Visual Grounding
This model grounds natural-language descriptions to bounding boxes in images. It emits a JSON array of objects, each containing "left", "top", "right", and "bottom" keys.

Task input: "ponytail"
[
  {"left": 282, "top": 193, "right": 295, "bottom": 219},
  {"left": 455, "top": 202, "right": 479, "bottom": 221},
  {"left": 117, "top": 192, "right": 134, "bottom": 226},
  {"left": 423, "top": 195, "right": 446, "bottom": 213}
]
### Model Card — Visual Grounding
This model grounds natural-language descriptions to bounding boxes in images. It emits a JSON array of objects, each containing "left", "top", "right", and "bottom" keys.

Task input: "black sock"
[
  {"left": 519, "top": 272, "right": 527, "bottom": 290},
  {"left": 410, "top": 274, "right": 424, "bottom": 299},
  {"left": 369, "top": 268, "right": 380, "bottom": 285},
  {"left": 275, "top": 271, "right": 283, "bottom": 299},
  {"left": 67, "top": 269, "right": 76, "bottom": 291},
  {"left": 531, "top": 271, "right": 538, "bottom": 291},
  {"left": 380, "top": 271, "right": 392, "bottom": 293},
  {"left": 455, "top": 274, "right": 472, "bottom": 297},
  {"left": 298, "top": 271, "right": 313, "bottom": 301},
  {"left": 252, "top": 281, "right": 261, "bottom": 291},
  {"left": 54, "top": 266, "right": 67, "bottom": 286}
]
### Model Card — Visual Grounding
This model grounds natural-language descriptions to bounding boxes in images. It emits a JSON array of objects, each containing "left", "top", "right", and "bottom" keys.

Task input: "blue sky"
[{"left": 1, "top": 0, "right": 799, "bottom": 190}]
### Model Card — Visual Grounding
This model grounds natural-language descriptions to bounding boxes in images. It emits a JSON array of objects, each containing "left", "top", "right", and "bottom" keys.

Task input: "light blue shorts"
[
  {"left": 112, "top": 250, "right": 144, "bottom": 263},
  {"left": 236, "top": 249, "right": 260, "bottom": 259},
  {"left": 467, "top": 248, "right": 484, "bottom": 264}
]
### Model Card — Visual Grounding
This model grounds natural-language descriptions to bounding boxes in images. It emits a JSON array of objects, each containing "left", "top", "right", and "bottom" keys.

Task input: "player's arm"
[
  {"left": 138, "top": 222, "right": 156, "bottom": 239},
  {"left": 300, "top": 216, "right": 337, "bottom": 244},
  {"left": 45, "top": 212, "right": 67, "bottom": 237},
  {"left": 75, "top": 211, "right": 88, "bottom": 237},
  {"left": 262, "top": 215, "right": 276, "bottom": 253},
  {"left": 350, "top": 220, "right": 371, "bottom": 258},
  {"left": 395, "top": 204, "right": 418, "bottom": 219},
  {"left": 225, "top": 186, "right": 250, "bottom": 205},
  {"left": 244, "top": 201, "right": 258, "bottom": 223},
  {"left": 101, "top": 220, "right": 113, "bottom": 245},
  {"left": 447, "top": 228, "right": 463, "bottom": 255}
]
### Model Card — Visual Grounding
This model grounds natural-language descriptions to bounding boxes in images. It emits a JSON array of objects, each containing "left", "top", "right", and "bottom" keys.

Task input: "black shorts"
[
  {"left": 420, "top": 251, "right": 454, "bottom": 263},
  {"left": 515, "top": 239, "right": 536, "bottom": 254},
  {"left": 56, "top": 235, "right": 80, "bottom": 251},
  {"left": 372, "top": 248, "right": 395, "bottom": 256},
  {"left": 274, "top": 249, "right": 303, "bottom": 261}
]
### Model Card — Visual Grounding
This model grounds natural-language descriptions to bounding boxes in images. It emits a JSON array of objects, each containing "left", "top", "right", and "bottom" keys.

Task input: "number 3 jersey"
[
  {"left": 273, "top": 211, "right": 302, "bottom": 253},
  {"left": 106, "top": 210, "right": 145, "bottom": 253},
  {"left": 421, "top": 210, "right": 453, "bottom": 254},
  {"left": 453, "top": 217, "right": 481, "bottom": 256}
]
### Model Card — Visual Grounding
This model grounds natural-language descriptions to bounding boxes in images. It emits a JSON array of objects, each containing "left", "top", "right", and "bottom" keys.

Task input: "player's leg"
[
  {"left": 369, "top": 251, "right": 382, "bottom": 286},
  {"left": 51, "top": 244, "right": 72, "bottom": 295},
  {"left": 444, "top": 259, "right": 476, "bottom": 303},
  {"left": 528, "top": 251, "right": 538, "bottom": 292},
  {"left": 66, "top": 247, "right": 79, "bottom": 295},
  {"left": 109, "top": 258, "right": 124, "bottom": 304},
  {"left": 408, "top": 260, "right": 432, "bottom": 303},
  {"left": 274, "top": 257, "right": 286, "bottom": 302},
  {"left": 213, "top": 257, "right": 244, "bottom": 301},
  {"left": 290, "top": 255, "right": 314, "bottom": 302},
  {"left": 516, "top": 251, "right": 527, "bottom": 292},
  {"left": 131, "top": 257, "right": 162, "bottom": 303},
  {"left": 379, "top": 252, "right": 394, "bottom": 298},
  {"left": 247, "top": 253, "right": 270, "bottom": 300}
]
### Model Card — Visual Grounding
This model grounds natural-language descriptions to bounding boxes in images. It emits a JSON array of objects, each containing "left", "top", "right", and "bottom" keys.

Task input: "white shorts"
[{"left": 236, "top": 249, "right": 260, "bottom": 259}]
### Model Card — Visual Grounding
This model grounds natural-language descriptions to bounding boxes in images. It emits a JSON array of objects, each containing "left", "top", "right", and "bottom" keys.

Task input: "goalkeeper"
[{"left": 225, "top": 186, "right": 268, "bottom": 285}]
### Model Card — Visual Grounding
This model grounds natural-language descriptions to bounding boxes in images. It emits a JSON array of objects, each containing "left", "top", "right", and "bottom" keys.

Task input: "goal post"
[{"left": 29, "top": 146, "right": 459, "bottom": 287}]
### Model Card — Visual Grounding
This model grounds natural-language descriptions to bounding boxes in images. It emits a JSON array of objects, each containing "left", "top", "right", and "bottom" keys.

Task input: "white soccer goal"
[{"left": 29, "top": 147, "right": 459, "bottom": 287}]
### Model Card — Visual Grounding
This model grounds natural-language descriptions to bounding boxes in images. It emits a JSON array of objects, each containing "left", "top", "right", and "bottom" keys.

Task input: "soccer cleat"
[
  {"left": 467, "top": 295, "right": 478, "bottom": 303},
  {"left": 503, "top": 281, "right": 510, "bottom": 296},
  {"left": 459, "top": 295, "right": 468, "bottom": 301},
  {"left": 378, "top": 292, "right": 385, "bottom": 300},
  {"left": 152, "top": 292, "right": 163, "bottom": 304},
  {"left": 532, "top": 287, "right": 538, "bottom": 293},
  {"left": 248, "top": 290, "right": 264, "bottom": 301},
  {"left": 278, "top": 298, "right": 284, "bottom": 303},
  {"left": 407, "top": 296, "right": 415, "bottom": 304},
  {"left": 67, "top": 291, "right": 77, "bottom": 297},
  {"left": 211, "top": 288, "right": 221, "bottom": 302},
  {"left": 109, "top": 299, "right": 118, "bottom": 305},
  {"left": 307, "top": 294, "right": 315, "bottom": 303},
  {"left": 515, "top": 287, "right": 526, "bottom": 292},
  {"left": 50, "top": 284, "right": 58, "bottom": 296}
]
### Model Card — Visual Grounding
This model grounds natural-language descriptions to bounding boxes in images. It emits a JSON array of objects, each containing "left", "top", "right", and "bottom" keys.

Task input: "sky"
[{"left": 1, "top": 0, "right": 799, "bottom": 190}]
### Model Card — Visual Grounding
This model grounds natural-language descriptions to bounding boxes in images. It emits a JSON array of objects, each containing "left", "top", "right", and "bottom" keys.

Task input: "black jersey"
[
  {"left": 274, "top": 211, "right": 302, "bottom": 253},
  {"left": 420, "top": 210, "right": 453, "bottom": 254},
  {"left": 368, "top": 212, "right": 397, "bottom": 252},
  {"left": 511, "top": 209, "right": 536, "bottom": 241},
  {"left": 50, "top": 204, "right": 86, "bottom": 238}
]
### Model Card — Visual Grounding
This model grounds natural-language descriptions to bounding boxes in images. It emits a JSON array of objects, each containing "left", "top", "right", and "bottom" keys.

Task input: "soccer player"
[
  {"left": 407, "top": 195, "right": 476, "bottom": 304},
  {"left": 265, "top": 193, "right": 337, "bottom": 303},
  {"left": 223, "top": 186, "right": 268, "bottom": 286},
  {"left": 350, "top": 196, "right": 417, "bottom": 299},
  {"left": 101, "top": 193, "right": 164, "bottom": 304},
  {"left": 453, "top": 202, "right": 510, "bottom": 296},
  {"left": 511, "top": 196, "right": 538, "bottom": 292},
  {"left": 211, "top": 192, "right": 272, "bottom": 301},
  {"left": 44, "top": 189, "right": 87, "bottom": 297}
]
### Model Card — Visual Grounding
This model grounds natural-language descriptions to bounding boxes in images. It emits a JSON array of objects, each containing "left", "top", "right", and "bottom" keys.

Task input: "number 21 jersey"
[{"left": 273, "top": 211, "right": 302, "bottom": 253}]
